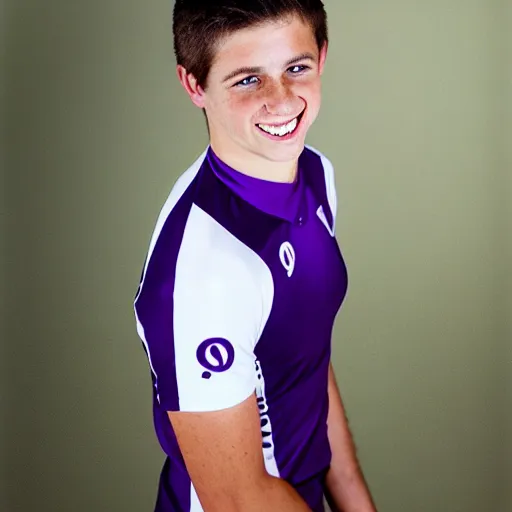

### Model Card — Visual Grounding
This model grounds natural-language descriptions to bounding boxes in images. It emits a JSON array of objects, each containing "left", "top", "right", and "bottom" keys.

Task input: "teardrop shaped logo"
[
  {"left": 279, "top": 242, "right": 295, "bottom": 277},
  {"left": 196, "top": 338, "right": 235, "bottom": 379}
]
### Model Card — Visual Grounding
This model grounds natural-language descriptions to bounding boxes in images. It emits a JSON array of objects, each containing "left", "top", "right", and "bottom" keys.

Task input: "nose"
[{"left": 264, "top": 81, "right": 298, "bottom": 117}]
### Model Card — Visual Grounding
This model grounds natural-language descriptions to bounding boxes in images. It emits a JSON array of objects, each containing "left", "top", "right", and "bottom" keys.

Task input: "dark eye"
[
  {"left": 235, "top": 76, "right": 259, "bottom": 87},
  {"left": 289, "top": 65, "right": 310, "bottom": 74}
]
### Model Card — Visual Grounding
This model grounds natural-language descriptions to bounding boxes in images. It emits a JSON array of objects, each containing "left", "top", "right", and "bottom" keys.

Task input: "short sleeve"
[
  {"left": 134, "top": 203, "right": 273, "bottom": 413},
  {"left": 172, "top": 268, "right": 262, "bottom": 412}
]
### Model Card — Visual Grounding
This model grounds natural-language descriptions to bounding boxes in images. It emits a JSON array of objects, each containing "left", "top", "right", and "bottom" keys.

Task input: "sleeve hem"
[{"left": 162, "top": 384, "right": 256, "bottom": 414}]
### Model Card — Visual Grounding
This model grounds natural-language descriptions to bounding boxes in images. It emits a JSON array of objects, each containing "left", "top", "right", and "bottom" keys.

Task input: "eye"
[
  {"left": 235, "top": 76, "right": 259, "bottom": 87},
  {"left": 288, "top": 65, "right": 310, "bottom": 74}
]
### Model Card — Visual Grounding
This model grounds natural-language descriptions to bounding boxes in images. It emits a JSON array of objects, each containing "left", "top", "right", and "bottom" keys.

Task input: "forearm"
[
  {"left": 326, "top": 363, "right": 377, "bottom": 512},
  {"left": 325, "top": 464, "right": 375, "bottom": 512}
]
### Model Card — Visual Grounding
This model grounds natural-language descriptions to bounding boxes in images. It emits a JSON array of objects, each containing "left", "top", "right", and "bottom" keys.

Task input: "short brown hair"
[{"left": 173, "top": 0, "right": 328, "bottom": 90}]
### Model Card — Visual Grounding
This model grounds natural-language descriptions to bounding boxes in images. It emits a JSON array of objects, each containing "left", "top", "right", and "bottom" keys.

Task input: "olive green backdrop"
[
  {"left": 3, "top": 1, "right": 511, "bottom": 511},
  {"left": 1, "top": 0, "right": 7, "bottom": 510},
  {"left": 503, "top": 0, "right": 512, "bottom": 511}
]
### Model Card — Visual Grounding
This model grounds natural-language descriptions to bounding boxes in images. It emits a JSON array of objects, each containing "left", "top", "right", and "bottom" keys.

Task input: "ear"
[
  {"left": 318, "top": 42, "right": 328, "bottom": 76},
  {"left": 176, "top": 65, "right": 206, "bottom": 108}
]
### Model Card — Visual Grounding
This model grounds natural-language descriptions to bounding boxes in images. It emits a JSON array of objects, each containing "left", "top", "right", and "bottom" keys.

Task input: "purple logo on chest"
[{"left": 196, "top": 338, "right": 235, "bottom": 379}]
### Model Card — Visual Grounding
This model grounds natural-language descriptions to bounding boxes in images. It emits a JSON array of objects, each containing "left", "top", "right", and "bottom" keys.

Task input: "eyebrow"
[{"left": 221, "top": 52, "right": 316, "bottom": 83}]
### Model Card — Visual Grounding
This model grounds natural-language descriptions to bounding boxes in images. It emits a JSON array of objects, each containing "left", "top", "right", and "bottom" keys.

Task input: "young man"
[{"left": 133, "top": 1, "right": 377, "bottom": 511}]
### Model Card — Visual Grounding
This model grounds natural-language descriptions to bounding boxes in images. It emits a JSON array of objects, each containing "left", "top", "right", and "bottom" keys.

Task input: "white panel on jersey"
[
  {"left": 305, "top": 145, "right": 338, "bottom": 229},
  {"left": 255, "top": 359, "right": 280, "bottom": 477},
  {"left": 174, "top": 204, "right": 274, "bottom": 412},
  {"left": 190, "top": 483, "right": 203, "bottom": 512}
]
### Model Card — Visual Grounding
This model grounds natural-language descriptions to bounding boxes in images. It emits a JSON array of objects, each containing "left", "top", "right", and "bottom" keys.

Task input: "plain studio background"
[{"left": 1, "top": 1, "right": 511, "bottom": 511}]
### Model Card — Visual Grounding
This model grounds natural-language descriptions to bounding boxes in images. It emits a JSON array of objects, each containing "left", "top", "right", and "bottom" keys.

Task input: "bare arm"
[
  {"left": 168, "top": 393, "right": 311, "bottom": 512},
  {"left": 325, "top": 363, "right": 377, "bottom": 512}
]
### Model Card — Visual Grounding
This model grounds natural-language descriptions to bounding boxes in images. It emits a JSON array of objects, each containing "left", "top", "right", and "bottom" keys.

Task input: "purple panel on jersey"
[{"left": 135, "top": 173, "right": 207, "bottom": 411}]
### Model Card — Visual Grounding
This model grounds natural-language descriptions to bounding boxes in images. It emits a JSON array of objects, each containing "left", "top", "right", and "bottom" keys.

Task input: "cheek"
[
  {"left": 297, "top": 80, "right": 322, "bottom": 119},
  {"left": 301, "top": 78, "right": 322, "bottom": 103},
  {"left": 226, "top": 94, "right": 261, "bottom": 122}
]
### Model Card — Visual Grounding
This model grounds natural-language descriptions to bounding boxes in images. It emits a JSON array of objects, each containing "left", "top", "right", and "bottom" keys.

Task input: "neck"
[{"left": 210, "top": 141, "right": 299, "bottom": 184}]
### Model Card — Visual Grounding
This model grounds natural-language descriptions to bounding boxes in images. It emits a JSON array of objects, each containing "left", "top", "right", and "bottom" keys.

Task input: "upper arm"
[
  {"left": 327, "top": 363, "right": 343, "bottom": 410},
  {"left": 168, "top": 393, "right": 269, "bottom": 511},
  {"left": 135, "top": 204, "right": 273, "bottom": 413}
]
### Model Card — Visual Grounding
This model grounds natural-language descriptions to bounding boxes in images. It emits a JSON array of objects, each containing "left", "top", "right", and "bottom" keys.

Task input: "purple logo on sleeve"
[{"left": 196, "top": 338, "right": 235, "bottom": 379}]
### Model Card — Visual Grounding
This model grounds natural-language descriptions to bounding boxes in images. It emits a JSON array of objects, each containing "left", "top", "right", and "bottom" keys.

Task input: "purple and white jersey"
[{"left": 133, "top": 145, "right": 348, "bottom": 512}]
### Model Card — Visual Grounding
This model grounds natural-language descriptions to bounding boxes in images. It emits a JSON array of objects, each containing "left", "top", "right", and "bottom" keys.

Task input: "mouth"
[{"left": 255, "top": 109, "right": 306, "bottom": 140}]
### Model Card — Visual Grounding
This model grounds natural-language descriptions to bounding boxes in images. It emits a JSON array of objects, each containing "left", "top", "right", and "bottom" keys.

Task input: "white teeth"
[{"left": 258, "top": 117, "right": 298, "bottom": 137}]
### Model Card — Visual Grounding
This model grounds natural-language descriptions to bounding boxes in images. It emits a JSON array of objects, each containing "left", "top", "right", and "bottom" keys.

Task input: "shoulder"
[
  {"left": 304, "top": 144, "right": 336, "bottom": 188},
  {"left": 304, "top": 144, "right": 338, "bottom": 220},
  {"left": 137, "top": 147, "right": 274, "bottom": 301},
  {"left": 176, "top": 202, "right": 274, "bottom": 321},
  {"left": 141, "top": 148, "right": 209, "bottom": 272}
]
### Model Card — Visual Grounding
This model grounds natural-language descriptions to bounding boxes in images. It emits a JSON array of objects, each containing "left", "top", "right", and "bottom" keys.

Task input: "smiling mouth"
[{"left": 256, "top": 110, "right": 305, "bottom": 137}]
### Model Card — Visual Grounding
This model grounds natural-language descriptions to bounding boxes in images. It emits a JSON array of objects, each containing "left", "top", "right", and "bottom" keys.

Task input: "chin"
[
  {"left": 272, "top": 148, "right": 305, "bottom": 163},
  {"left": 262, "top": 140, "right": 307, "bottom": 163}
]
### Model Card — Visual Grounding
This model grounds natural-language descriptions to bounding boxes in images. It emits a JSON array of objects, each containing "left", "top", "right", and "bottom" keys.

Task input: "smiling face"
[{"left": 177, "top": 15, "right": 327, "bottom": 182}]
